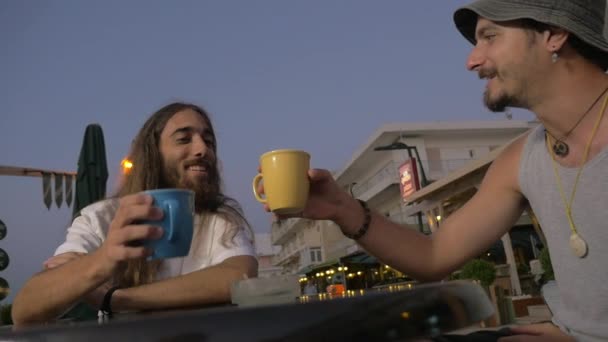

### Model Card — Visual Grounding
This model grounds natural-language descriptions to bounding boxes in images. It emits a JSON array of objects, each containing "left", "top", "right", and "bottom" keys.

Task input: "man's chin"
[
  {"left": 484, "top": 92, "right": 512, "bottom": 113},
  {"left": 183, "top": 180, "right": 217, "bottom": 198},
  {"left": 180, "top": 174, "right": 208, "bottom": 188}
]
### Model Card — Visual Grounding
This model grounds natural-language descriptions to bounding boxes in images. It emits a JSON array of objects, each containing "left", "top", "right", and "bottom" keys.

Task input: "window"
[{"left": 310, "top": 247, "right": 322, "bottom": 262}]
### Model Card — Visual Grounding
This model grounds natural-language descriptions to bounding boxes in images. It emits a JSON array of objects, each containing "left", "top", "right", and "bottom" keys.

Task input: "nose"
[
  {"left": 466, "top": 44, "right": 484, "bottom": 72},
  {"left": 191, "top": 135, "right": 208, "bottom": 157}
]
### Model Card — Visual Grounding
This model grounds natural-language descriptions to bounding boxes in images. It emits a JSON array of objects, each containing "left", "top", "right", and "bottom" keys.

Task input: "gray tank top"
[{"left": 519, "top": 125, "right": 608, "bottom": 341}]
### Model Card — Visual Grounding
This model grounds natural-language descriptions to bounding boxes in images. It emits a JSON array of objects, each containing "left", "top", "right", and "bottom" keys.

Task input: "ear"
[{"left": 544, "top": 27, "right": 569, "bottom": 53}]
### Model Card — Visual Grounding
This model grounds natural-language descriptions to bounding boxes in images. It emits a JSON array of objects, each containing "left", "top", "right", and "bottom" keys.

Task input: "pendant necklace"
[
  {"left": 545, "top": 86, "right": 608, "bottom": 157},
  {"left": 546, "top": 91, "right": 608, "bottom": 258}
]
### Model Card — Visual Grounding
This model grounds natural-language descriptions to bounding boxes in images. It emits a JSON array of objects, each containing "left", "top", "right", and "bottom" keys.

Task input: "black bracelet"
[
  {"left": 342, "top": 199, "right": 371, "bottom": 240},
  {"left": 98, "top": 286, "right": 120, "bottom": 319}
]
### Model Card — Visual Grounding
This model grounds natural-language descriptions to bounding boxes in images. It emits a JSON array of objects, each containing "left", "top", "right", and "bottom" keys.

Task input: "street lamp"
[
  {"left": 373, "top": 142, "right": 429, "bottom": 186},
  {"left": 374, "top": 141, "right": 429, "bottom": 233}
]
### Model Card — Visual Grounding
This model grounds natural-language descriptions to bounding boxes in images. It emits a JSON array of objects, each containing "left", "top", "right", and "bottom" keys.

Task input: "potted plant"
[
  {"left": 459, "top": 259, "right": 498, "bottom": 326},
  {"left": 460, "top": 259, "right": 496, "bottom": 289},
  {"left": 539, "top": 247, "right": 555, "bottom": 284}
]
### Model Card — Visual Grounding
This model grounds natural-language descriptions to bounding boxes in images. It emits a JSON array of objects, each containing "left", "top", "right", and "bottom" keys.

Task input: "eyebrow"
[
  {"left": 475, "top": 24, "right": 499, "bottom": 40},
  {"left": 170, "top": 126, "right": 214, "bottom": 139}
]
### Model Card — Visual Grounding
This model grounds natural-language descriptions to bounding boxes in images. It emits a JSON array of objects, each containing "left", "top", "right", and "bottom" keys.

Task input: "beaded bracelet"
[{"left": 342, "top": 199, "right": 371, "bottom": 240}]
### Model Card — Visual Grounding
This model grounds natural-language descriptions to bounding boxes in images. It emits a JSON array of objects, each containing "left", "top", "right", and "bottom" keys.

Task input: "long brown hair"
[{"left": 113, "top": 102, "right": 252, "bottom": 288}]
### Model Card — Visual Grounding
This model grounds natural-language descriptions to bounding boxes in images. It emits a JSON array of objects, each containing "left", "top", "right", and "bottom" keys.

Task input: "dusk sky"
[{"left": 0, "top": 1, "right": 533, "bottom": 303}]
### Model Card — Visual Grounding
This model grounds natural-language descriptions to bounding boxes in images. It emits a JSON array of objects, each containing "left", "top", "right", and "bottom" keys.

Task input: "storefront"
[
  {"left": 298, "top": 251, "right": 382, "bottom": 294},
  {"left": 400, "top": 137, "right": 545, "bottom": 296}
]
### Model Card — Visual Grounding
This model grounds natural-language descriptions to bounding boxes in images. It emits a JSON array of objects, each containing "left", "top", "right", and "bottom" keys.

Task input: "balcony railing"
[
  {"left": 271, "top": 218, "right": 305, "bottom": 245},
  {"left": 272, "top": 244, "right": 301, "bottom": 266},
  {"left": 272, "top": 245, "right": 321, "bottom": 269},
  {"left": 351, "top": 158, "right": 478, "bottom": 199},
  {"left": 351, "top": 160, "right": 399, "bottom": 198}
]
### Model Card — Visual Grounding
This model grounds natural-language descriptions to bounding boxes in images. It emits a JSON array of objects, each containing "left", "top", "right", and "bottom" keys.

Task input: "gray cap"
[{"left": 453, "top": 0, "right": 608, "bottom": 54}]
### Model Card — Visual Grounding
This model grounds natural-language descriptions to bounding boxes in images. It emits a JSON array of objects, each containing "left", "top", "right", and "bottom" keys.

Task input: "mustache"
[
  {"left": 184, "top": 157, "right": 214, "bottom": 170},
  {"left": 478, "top": 69, "right": 497, "bottom": 79}
]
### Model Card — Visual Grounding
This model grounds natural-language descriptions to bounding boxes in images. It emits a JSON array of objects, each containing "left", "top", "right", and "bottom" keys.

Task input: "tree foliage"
[
  {"left": 460, "top": 259, "right": 496, "bottom": 287},
  {"left": 539, "top": 247, "right": 555, "bottom": 282}
]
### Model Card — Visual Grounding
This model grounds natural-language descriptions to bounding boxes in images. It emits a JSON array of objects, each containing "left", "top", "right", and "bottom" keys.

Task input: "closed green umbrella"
[
  {"left": 73, "top": 124, "right": 108, "bottom": 219},
  {"left": 67, "top": 124, "right": 108, "bottom": 321}
]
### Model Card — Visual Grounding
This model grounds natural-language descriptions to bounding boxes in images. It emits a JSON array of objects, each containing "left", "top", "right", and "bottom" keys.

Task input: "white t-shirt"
[{"left": 55, "top": 199, "right": 256, "bottom": 280}]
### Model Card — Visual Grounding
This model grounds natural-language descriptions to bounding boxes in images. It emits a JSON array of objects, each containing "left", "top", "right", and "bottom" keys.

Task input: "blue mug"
[{"left": 141, "top": 189, "right": 195, "bottom": 260}]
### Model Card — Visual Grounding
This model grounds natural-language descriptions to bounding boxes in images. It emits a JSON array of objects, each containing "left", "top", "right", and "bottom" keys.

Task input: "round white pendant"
[{"left": 569, "top": 233, "right": 588, "bottom": 258}]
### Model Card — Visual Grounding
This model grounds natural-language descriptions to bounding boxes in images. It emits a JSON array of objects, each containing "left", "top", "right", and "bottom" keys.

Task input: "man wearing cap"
[{"left": 263, "top": 0, "right": 608, "bottom": 340}]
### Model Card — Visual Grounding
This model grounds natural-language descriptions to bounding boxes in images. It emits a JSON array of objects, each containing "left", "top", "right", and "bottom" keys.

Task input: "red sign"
[{"left": 398, "top": 158, "right": 420, "bottom": 201}]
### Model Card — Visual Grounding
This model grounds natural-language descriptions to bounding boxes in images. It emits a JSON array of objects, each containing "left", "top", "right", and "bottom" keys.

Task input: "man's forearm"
[
  {"left": 334, "top": 197, "right": 438, "bottom": 280},
  {"left": 12, "top": 252, "right": 111, "bottom": 325},
  {"left": 113, "top": 255, "right": 257, "bottom": 312},
  {"left": 354, "top": 214, "right": 438, "bottom": 281}
]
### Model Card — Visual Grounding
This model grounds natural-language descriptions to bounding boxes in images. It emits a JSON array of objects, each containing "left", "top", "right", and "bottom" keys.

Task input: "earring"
[{"left": 551, "top": 52, "right": 559, "bottom": 63}]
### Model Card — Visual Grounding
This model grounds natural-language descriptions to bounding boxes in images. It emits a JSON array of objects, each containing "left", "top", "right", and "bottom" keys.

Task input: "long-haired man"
[{"left": 13, "top": 102, "right": 257, "bottom": 325}]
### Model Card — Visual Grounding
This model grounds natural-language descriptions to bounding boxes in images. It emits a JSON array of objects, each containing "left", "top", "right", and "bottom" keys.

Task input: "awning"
[
  {"left": 297, "top": 258, "right": 340, "bottom": 275},
  {"left": 342, "top": 252, "right": 378, "bottom": 265},
  {"left": 298, "top": 252, "right": 380, "bottom": 275},
  {"left": 297, "top": 264, "right": 315, "bottom": 275}
]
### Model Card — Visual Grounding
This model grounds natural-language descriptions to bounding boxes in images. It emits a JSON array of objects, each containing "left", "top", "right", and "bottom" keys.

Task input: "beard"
[
  {"left": 480, "top": 67, "right": 525, "bottom": 113},
  {"left": 483, "top": 89, "right": 517, "bottom": 112},
  {"left": 161, "top": 158, "right": 221, "bottom": 213}
]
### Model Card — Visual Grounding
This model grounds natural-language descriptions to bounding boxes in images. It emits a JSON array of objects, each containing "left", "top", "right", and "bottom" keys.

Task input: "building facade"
[
  {"left": 255, "top": 233, "right": 283, "bottom": 278},
  {"left": 271, "top": 120, "right": 539, "bottom": 292}
]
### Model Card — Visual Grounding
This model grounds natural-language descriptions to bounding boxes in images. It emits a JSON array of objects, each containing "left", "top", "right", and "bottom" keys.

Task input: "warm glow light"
[
  {"left": 356, "top": 271, "right": 362, "bottom": 276},
  {"left": 121, "top": 158, "right": 133, "bottom": 173},
  {"left": 401, "top": 311, "right": 411, "bottom": 319},
  {"left": 436, "top": 215, "right": 442, "bottom": 221},
  {"left": 343, "top": 266, "right": 348, "bottom": 271}
]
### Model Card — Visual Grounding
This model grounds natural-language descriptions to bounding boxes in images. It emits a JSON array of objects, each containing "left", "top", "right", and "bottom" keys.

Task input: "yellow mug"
[{"left": 252, "top": 149, "right": 310, "bottom": 214}]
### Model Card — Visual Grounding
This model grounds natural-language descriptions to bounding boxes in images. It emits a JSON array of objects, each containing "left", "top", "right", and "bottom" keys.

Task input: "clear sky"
[{"left": 0, "top": 0, "right": 533, "bottom": 303}]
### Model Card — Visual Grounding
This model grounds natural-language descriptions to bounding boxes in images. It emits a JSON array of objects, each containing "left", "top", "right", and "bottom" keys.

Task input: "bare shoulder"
[{"left": 482, "top": 133, "right": 529, "bottom": 194}]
